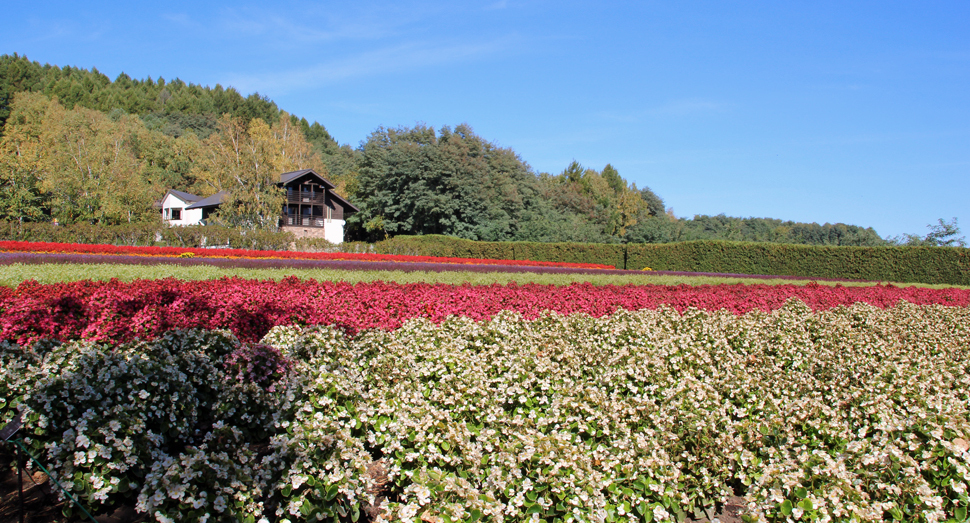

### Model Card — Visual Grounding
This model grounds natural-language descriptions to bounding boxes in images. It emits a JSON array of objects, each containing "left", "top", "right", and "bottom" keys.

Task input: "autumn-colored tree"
[
  {"left": 193, "top": 112, "right": 324, "bottom": 230},
  {"left": 0, "top": 92, "right": 49, "bottom": 220},
  {"left": 0, "top": 92, "right": 160, "bottom": 224},
  {"left": 40, "top": 101, "right": 157, "bottom": 223}
]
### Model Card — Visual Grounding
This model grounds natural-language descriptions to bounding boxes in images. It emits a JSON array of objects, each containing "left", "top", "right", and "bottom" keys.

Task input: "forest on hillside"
[{"left": 0, "top": 53, "right": 890, "bottom": 246}]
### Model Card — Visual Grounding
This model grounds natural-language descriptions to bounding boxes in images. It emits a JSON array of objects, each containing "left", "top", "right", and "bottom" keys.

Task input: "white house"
[
  {"left": 160, "top": 189, "right": 228, "bottom": 227},
  {"left": 160, "top": 170, "right": 357, "bottom": 244},
  {"left": 160, "top": 189, "right": 202, "bottom": 226}
]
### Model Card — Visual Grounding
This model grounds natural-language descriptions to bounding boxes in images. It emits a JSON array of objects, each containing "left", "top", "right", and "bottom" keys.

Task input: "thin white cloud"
[
  {"left": 19, "top": 17, "right": 104, "bottom": 43},
  {"left": 224, "top": 36, "right": 520, "bottom": 94},
  {"left": 161, "top": 13, "right": 197, "bottom": 29},
  {"left": 652, "top": 98, "right": 726, "bottom": 115},
  {"left": 595, "top": 98, "right": 729, "bottom": 123},
  {"left": 215, "top": 6, "right": 415, "bottom": 44}
]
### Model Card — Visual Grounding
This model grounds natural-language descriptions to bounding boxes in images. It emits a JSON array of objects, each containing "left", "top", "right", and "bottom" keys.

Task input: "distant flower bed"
[
  {"left": 0, "top": 240, "right": 615, "bottom": 270},
  {"left": 1, "top": 277, "right": 967, "bottom": 346}
]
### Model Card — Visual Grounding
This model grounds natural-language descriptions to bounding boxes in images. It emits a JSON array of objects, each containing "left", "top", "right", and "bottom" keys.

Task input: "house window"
[{"left": 170, "top": 208, "right": 182, "bottom": 220}]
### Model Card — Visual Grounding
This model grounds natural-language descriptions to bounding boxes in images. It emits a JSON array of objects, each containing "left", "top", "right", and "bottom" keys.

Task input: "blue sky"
[{"left": 4, "top": 1, "right": 968, "bottom": 239}]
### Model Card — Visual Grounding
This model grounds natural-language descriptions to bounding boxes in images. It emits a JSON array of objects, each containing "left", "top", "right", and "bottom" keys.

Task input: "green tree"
[
  {"left": 892, "top": 218, "right": 966, "bottom": 247},
  {"left": 924, "top": 217, "right": 965, "bottom": 247},
  {"left": 350, "top": 124, "right": 539, "bottom": 242},
  {"left": 0, "top": 92, "right": 162, "bottom": 224},
  {"left": 638, "top": 186, "right": 665, "bottom": 217}
]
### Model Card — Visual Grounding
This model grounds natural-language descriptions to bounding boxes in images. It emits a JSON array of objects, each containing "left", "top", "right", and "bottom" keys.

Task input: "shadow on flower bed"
[{"left": 0, "top": 329, "right": 308, "bottom": 522}]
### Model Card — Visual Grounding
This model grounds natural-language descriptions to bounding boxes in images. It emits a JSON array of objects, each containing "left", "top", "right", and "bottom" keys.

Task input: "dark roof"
[
  {"left": 330, "top": 191, "right": 359, "bottom": 213},
  {"left": 164, "top": 189, "right": 202, "bottom": 203},
  {"left": 279, "top": 169, "right": 335, "bottom": 188},
  {"left": 185, "top": 191, "right": 229, "bottom": 209}
]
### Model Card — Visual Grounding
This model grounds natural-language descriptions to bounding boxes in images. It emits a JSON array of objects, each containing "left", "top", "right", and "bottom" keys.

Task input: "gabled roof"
[
  {"left": 185, "top": 191, "right": 229, "bottom": 209},
  {"left": 163, "top": 189, "right": 202, "bottom": 204},
  {"left": 279, "top": 169, "right": 335, "bottom": 189}
]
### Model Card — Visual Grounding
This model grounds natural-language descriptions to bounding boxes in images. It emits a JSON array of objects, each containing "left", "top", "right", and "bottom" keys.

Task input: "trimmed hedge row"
[
  {"left": 627, "top": 240, "right": 970, "bottom": 286},
  {"left": 376, "top": 235, "right": 628, "bottom": 270},
  {"left": 376, "top": 235, "right": 970, "bottom": 285},
  {"left": 0, "top": 221, "right": 374, "bottom": 253}
]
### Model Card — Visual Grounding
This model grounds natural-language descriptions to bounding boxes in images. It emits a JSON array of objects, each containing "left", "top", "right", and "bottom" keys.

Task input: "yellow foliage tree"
[
  {"left": 0, "top": 92, "right": 160, "bottom": 224},
  {"left": 192, "top": 112, "right": 325, "bottom": 230}
]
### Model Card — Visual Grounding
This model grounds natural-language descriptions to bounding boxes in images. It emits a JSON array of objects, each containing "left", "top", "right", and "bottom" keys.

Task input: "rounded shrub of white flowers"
[{"left": 17, "top": 329, "right": 296, "bottom": 521}]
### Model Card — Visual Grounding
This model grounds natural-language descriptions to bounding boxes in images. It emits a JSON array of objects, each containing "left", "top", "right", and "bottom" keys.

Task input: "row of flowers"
[
  {"left": 1, "top": 277, "right": 968, "bottom": 345},
  {"left": 3, "top": 302, "right": 969, "bottom": 522},
  {"left": 0, "top": 240, "right": 616, "bottom": 270}
]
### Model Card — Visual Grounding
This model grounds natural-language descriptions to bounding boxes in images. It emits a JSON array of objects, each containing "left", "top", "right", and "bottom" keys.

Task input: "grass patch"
[{"left": 1, "top": 262, "right": 965, "bottom": 289}]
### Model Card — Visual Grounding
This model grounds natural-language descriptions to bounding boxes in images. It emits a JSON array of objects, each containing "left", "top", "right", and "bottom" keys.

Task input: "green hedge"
[
  {"left": 374, "top": 235, "right": 970, "bottom": 285},
  {"left": 0, "top": 221, "right": 297, "bottom": 251},
  {"left": 628, "top": 240, "right": 970, "bottom": 285},
  {"left": 0, "top": 221, "right": 162, "bottom": 245},
  {"left": 376, "top": 235, "right": 515, "bottom": 260},
  {"left": 376, "top": 235, "right": 625, "bottom": 268}
]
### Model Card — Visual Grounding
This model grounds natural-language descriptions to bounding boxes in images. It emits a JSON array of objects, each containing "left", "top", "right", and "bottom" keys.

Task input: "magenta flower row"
[{"left": 2, "top": 278, "right": 967, "bottom": 346}]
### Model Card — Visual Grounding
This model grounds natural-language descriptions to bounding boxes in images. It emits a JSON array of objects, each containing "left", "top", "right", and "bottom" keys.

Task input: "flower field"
[
  {"left": 0, "top": 240, "right": 615, "bottom": 270},
  {"left": 1, "top": 274, "right": 970, "bottom": 523}
]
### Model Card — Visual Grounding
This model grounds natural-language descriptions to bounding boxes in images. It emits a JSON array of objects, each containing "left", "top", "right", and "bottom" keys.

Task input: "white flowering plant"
[
  {"left": 261, "top": 324, "right": 377, "bottom": 523},
  {"left": 3, "top": 301, "right": 970, "bottom": 523},
  {"left": 4, "top": 329, "right": 295, "bottom": 521}
]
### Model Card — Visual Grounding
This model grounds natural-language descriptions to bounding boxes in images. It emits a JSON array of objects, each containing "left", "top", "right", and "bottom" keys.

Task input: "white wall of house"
[
  {"left": 324, "top": 220, "right": 346, "bottom": 244},
  {"left": 281, "top": 219, "right": 347, "bottom": 244},
  {"left": 161, "top": 193, "right": 204, "bottom": 226}
]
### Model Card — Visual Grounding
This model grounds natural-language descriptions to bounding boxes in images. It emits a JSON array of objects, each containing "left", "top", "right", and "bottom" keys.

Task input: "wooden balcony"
[
  {"left": 281, "top": 215, "right": 326, "bottom": 227},
  {"left": 286, "top": 193, "right": 325, "bottom": 204}
]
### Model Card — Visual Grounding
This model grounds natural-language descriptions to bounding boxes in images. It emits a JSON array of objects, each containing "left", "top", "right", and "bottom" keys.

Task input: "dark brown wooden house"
[{"left": 278, "top": 169, "right": 358, "bottom": 242}]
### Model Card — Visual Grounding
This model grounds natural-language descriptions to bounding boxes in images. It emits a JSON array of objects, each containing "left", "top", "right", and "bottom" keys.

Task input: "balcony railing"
[
  {"left": 282, "top": 216, "right": 326, "bottom": 227},
  {"left": 286, "top": 193, "right": 325, "bottom": 204}
]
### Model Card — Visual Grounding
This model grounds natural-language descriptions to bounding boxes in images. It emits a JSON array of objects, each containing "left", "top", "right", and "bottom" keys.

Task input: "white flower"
[{"left": 399, "top": 503, "right": 419, "bottom": 521}]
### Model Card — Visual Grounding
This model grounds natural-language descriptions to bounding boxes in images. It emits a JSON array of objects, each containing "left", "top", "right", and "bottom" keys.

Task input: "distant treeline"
[
  {"left": 641, "top": 214, "right": 885, "bottom": 246},
  {"left": 0, "top": 53, "right": 889, "bottom": 246}
]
